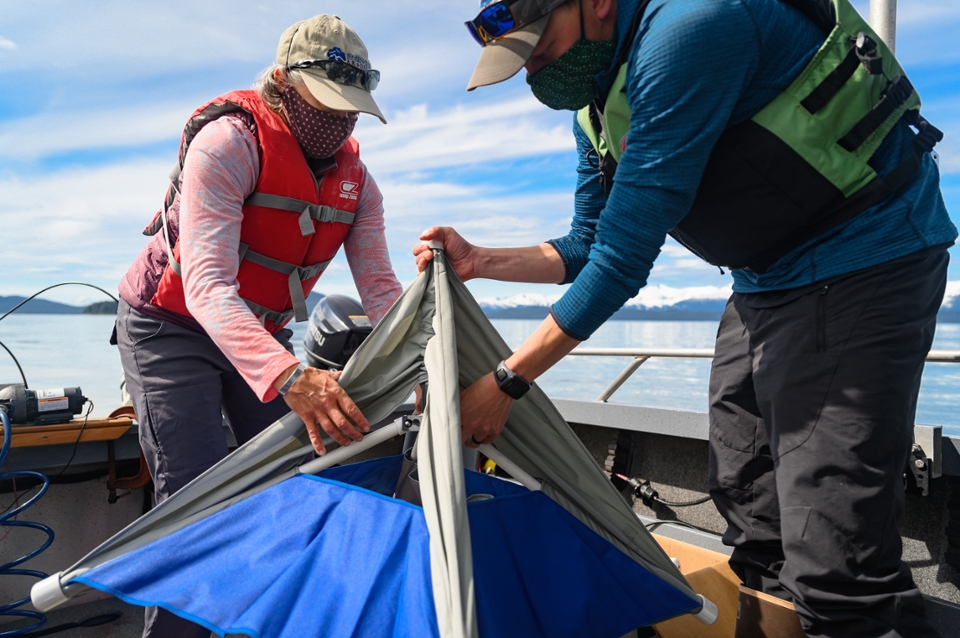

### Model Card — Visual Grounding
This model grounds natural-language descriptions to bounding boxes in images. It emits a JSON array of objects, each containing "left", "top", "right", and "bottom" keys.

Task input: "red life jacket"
[{"left": 144, "top": 90, "right": 363, "bottom": 334}]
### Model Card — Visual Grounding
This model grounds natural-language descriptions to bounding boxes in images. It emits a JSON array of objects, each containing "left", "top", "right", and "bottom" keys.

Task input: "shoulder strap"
[
  {"left": 587, "top": 0, "right": 655, "bottom": 192},
  {"left": 143, "top": 100, "right": 257, "bottom": 277}
]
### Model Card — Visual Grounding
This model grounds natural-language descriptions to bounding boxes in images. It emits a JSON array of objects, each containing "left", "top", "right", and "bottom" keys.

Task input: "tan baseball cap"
[
  {"left": 466, "top": 0, "right": 566, "bottom": 91},
  {"left": 277, "top": 15, "right": 386, "bottom": 124}
]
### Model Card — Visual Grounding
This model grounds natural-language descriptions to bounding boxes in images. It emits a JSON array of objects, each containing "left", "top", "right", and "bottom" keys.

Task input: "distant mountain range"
[
  {"left": 0, "top": 295, "right": 89, "bottom": 315},
  {"left": 0, "top": 292, "right": 328, "bottom": 317},
  {"left": 3, "top": 284, "right": 959, "bottom": 322},
  {"left": 480, "top": 282, "right": 960, "bottom": 323}
]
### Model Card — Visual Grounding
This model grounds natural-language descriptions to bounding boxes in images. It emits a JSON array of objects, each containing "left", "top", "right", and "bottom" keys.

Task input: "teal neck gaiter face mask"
[{"left": 526, "top": 2, "right": 616, "bottom": 111}]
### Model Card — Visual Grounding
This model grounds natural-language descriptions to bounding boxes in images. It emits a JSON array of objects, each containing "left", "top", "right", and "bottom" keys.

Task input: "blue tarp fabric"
[{"left": 77, "top": 456, "right": 698, "bottom": 638}]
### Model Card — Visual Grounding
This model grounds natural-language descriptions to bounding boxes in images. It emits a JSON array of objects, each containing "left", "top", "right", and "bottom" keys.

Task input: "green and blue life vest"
[{"left": 578, "top": 0, "right": 942, "bottom": 272}]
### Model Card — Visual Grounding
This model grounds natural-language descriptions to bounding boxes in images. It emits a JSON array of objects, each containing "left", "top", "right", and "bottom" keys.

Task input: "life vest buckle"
[
  {"left": 853, "top": 32, "right": 883, "bottom": 74},
  {"left": 914, "top": 117, "right": 944, "bottom": 154}
]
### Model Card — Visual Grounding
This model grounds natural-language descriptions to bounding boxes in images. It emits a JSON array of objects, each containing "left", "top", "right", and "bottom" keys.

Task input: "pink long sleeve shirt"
[{"left": 119, "top": 112, "right": 402, "bottom": 402}]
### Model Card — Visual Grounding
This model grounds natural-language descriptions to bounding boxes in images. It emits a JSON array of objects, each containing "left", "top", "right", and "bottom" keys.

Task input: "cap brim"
[
  {"left": 466, "top": 15, "right": 548, "bottom": 91},
  {"left": 300, "top": 71, "right": 387, "bottom": 124}
]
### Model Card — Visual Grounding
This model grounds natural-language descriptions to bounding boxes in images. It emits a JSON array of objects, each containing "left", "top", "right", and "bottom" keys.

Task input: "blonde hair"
[{"left": 255, "top": 64, "right": 305, "bottom": 113}]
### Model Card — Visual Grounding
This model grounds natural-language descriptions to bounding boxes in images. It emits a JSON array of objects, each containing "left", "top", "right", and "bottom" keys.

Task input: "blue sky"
[{"left": 1, "top": 0, "right": 958, "bottom": 306}]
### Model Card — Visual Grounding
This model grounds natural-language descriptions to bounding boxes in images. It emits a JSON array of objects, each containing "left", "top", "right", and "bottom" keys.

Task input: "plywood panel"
[
  {"left": 0, "top": 417, "right": 133, "bottom": 448},
  {"left": 653, "top": 534, "right": 741, "bottom": 638}
]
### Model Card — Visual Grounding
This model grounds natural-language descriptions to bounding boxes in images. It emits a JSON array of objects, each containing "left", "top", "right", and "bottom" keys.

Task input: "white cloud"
[
  {"left": 0, "top": 159, "right": 171, "bottom": 300},
  {"left": 848, "top": 0, "right": 960, "bottom": 65},
  {"left": 377, "top": 177, "right": 572, "bottom": 246},
  {"left": 356, "top": 97, "right": 574, "bottom": 175},
  {"left": 0, "top": 150, "right": 574, "bottom": 305},
  {"left": 850, "top": 0, "right": 960, "bottom": 29},
  {"left": 0, "top": 92, "right": 572, "bottom": 176},
  {"left": 886, "top": 0, "right": 960, "bottom": 27},
  {"left": 0, "top": 1, "right": 480, "bottom": 104},
  {"left": 1, "top": 0, "right": 957, "bottom": 306},
  {"left": 922, "top": 96, "right": 960, "bottom": 175},
  {"left": 944, "top": 280, "right": 960, "bottom": 308},
  {"left": 0, "top": 102, "right": 194, "bottom": 161}
]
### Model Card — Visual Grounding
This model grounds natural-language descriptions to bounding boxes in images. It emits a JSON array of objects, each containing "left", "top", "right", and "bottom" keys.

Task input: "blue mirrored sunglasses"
[
  {"left": 465, "top": 0, "right": 545, "bottom": 46},
  {"left": 288, "top": 59, "right": 380, "bottom": 91}
]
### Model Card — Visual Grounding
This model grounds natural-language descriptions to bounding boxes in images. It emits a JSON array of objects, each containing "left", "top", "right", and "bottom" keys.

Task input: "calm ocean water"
[{"left": 1, "top": 315, "right": 957, "bottom": 436}]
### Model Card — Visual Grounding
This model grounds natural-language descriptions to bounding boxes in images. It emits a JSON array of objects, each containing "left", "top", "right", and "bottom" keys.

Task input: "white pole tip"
[
  {"left": 693, "top": 594, "right": 719, "bottom": 625},
  {"left": 31, "top": 572, "right": 69, "bottom": 611}
]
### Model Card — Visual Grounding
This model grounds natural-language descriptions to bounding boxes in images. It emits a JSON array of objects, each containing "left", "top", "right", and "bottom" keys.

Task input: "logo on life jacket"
[
  {"left": 340, "top": 181, "right": 359, "bottom": 200},
  {"left": 620, "top": 134, "right": 628, "bottom": 154}
]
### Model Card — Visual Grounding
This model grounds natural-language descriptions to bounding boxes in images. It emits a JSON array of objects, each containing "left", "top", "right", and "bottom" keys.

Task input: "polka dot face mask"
[{"left": 281, "top": 87, "right": 357, "bottom": 159}]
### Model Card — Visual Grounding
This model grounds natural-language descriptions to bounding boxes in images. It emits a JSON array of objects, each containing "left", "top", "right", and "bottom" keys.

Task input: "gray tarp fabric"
[{"left": 48, "top": 249, "right": 696, "bottom": 634}]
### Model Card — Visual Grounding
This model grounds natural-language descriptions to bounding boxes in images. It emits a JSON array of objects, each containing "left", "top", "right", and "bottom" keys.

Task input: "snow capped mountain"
[
  {"left": 478, "top": 284, "right": 731, "bottom": 312},
  {"left": 479, "top": 282, "right": 960, "bottom": 320}
]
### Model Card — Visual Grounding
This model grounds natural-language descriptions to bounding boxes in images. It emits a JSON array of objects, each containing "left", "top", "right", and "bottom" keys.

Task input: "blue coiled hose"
[{"left": 0, "top": 409, "right": 54, "bottom": 635}]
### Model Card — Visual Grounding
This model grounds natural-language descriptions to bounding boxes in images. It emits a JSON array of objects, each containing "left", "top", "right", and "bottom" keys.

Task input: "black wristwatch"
[{"left": 494, "top": 360, "right": 531, "bottom": 400}]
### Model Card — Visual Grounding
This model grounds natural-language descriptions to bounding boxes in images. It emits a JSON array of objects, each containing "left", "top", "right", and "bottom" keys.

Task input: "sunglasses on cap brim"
[
  {"left": 465, "top": 0, "right": 547, "bottom": 46},
  {"left": 287, "top": 59, "right": 380, "bottom": 92}
]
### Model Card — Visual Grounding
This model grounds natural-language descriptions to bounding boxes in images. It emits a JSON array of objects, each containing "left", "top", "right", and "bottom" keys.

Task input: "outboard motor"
[{"left": 303, "top": 295, "right": 373, "bottom": 371}]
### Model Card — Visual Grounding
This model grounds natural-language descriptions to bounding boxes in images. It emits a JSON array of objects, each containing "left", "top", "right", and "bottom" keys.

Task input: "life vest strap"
[
  {"left": 158, "top": 163, "right": 185, "bottom": 275},
  {"left": 800, "top": 45, "right": 861, "bottom": 113},
  {"left": 244, "top": 192, "right": 356, "bottom": 237},
  {"left": 838, "top": 75, "right": 914, "bottom": 152},
  {"left": 237, "top": 242, "right": 333, "bottom": 323},
  {"left": 243, "top": 299, "right": 295, "bottom": 328}
]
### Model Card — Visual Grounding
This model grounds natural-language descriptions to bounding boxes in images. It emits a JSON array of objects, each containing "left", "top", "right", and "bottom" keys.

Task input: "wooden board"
[
  {"left": 733, "top": 585, "right": 804, "bottom": 638},
  {"left": 0, "top": 416, "right": 134, "bottom": 448},
  {"left": 652, "top": 534, "right": 742, "bottom": 638}
]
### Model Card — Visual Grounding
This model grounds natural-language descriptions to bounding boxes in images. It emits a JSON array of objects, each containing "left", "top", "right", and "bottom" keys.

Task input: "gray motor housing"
[
  {"left": 0, "top": 384, "right": 86, "bottom": 425},
  {"left": 303, "top": 295, "right": 372, "bottom": 371}
]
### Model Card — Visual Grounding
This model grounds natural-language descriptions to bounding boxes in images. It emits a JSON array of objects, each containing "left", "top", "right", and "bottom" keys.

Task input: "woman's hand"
[
  {"left": 413, "top": 227, "right": 479, "bottom": 281},
  {"left": 278, "top": 365, "right": 370, "bottom": 455}
]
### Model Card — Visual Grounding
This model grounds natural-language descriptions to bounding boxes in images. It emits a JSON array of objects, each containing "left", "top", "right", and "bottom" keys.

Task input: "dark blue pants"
[
  {"left": 116, "top": 300, "right": 292, "bottom": 638},
  {"left": 708, "top": 247, "right": 948, "bottom": 638}
]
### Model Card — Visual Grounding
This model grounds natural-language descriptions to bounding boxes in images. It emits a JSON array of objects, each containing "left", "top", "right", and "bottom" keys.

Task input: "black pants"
[
  {"left": 116, "top": 301, "right": 293, "bottom": 638},
  {"left": 708, "top": 247, "right": 948, "bottom": 638}
]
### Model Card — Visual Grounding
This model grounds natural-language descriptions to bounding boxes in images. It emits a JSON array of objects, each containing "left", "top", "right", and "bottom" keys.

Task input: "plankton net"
[{"left": 32, "top": 247, "right": 717, "bottom": 637}]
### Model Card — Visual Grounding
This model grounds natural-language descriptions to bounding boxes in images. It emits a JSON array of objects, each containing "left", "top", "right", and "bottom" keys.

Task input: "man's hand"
[
  {"left": 278, "top": 365, "right": 370, "bottom": 455},
  {"left": 414, "top": 228, "right": 566, "bottom": 286},
  {"left": 461, "top": 372, "right": 513, "bottom": 448},
  {"left": 413, "top": 227, "right": 479, "bottom": 281}
]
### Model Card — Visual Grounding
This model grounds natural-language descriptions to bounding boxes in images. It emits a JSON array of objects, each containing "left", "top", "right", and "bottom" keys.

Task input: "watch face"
[
  {"left": 503, "top": 376, "right": 525, "bottom": 395},
  {"left": 495, "top": 362, "right": 530, "bottom": 400}
]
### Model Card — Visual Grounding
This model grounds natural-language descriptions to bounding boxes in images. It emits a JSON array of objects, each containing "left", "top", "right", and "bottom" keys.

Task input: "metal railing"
[{"left": 566, "top": 348, "right": 960, "bottom": 403}]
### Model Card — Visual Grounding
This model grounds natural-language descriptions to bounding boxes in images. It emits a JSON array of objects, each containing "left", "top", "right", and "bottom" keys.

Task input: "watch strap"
[{"left": 494, "top": 360, "right": 531, "bottom": 400}]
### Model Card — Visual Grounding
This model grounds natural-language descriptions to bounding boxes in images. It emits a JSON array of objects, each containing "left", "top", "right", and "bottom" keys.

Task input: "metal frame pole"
[{"left": 870, "top": 0, "right": 897, "bottom": 53}]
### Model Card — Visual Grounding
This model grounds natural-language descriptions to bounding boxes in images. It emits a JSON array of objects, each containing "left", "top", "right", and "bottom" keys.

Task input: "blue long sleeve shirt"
[{"left": 547, "top": 0, "right": 956, "bottom": 341}]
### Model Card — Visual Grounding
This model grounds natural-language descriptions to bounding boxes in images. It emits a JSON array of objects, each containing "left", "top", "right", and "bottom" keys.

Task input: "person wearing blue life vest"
[{"left": 413, "top": 0, "right": 956, "bottom": 636}]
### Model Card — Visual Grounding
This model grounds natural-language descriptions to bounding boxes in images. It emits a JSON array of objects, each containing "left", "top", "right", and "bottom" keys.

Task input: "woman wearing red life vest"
[{"left": 114, "top": 15, "right": 402, "bottom": 638}]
